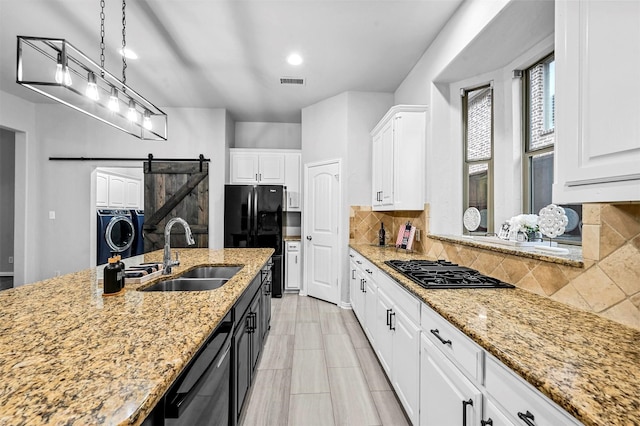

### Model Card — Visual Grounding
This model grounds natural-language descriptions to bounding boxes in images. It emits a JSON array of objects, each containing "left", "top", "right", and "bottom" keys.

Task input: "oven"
[{"left": 162, "top": 310, "right": 233, "bottom": 426}]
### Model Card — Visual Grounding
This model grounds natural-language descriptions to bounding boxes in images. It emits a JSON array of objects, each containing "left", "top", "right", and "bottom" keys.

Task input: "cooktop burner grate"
[{"left": 384, "top": 259, "right": 514, "bottom": 289}]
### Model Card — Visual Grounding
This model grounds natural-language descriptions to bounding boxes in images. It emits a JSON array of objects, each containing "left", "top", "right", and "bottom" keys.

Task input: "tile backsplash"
[{"left": 350, "top": 203, "right": 640, "bottom": 330}]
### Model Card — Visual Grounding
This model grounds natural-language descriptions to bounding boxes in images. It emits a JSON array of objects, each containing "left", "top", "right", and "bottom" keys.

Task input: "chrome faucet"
[{"left": 163, "top": 217, "right": 196, "bottom": 274}]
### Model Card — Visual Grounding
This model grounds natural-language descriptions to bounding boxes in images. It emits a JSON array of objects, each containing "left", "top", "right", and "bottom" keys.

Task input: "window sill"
[{"left": 429, "top": 234, "right": 584, "bottom": 268}]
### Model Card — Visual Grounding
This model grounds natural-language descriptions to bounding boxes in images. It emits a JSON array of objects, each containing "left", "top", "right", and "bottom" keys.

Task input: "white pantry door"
[{"left": 304, "top": 160, "right": 340, "bottom": 305}]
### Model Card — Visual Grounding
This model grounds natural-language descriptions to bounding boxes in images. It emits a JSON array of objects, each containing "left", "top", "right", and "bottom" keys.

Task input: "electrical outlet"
[
  {"left": 49, "top": 211, "right": 56, "bottom": 220},
  {"left": 8, "top": 256, "right": 13, "bottom": 264},
  {"left": 54, "top": 270, "right": 61, "bottom": 277},
  {"left": 415, "top": 228, "right": 421, "bottom": 241}
]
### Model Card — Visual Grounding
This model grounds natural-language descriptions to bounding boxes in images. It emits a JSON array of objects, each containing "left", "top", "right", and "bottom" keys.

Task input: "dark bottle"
[
  {"left": 379, "top": 222, "right": 386, "bottom": 246},
  {"left": 103, "top": 257, "right": 122, "bottom": 295}
]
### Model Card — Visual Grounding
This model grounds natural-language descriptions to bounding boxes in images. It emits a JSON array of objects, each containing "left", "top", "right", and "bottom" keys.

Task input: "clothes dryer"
[
  {"left": 96, "top": 209, "right": 135, "bottom": 265},
  {"left": 130, "top": 209, "right": 144, "bottom": 256}
]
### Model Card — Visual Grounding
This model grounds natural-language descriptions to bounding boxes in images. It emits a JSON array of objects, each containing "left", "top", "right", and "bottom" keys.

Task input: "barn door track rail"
[{"left": 49, "top": 153, "right": 210, "bottom": 172}]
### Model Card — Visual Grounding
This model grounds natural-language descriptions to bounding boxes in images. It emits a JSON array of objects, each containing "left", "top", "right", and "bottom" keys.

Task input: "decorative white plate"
[
  {"left": 564, "top": 207, "right": 579, "bottom": 233},
  {"left": 538, "top": 204, "right": 569, "bottom": 238},
  {"left": 463, "top": 207, "right": 481, "bottom": 232}
]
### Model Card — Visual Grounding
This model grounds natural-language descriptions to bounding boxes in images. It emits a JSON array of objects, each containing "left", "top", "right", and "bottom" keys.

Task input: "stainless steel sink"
[
  {"left": 179, "top": 266, "right": 242, "bottom": 279},
  {"left": 140, "top": 278, "right": 229, "bottom": 292}
]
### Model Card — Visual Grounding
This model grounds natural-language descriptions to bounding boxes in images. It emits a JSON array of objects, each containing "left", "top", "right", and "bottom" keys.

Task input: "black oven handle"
[{"left": 165, "top": 320, "right": 233, "bottom": 418}]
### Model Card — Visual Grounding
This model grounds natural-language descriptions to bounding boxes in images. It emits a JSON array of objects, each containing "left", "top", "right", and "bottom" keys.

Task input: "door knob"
[{"left": 306, "top": 236, "right": 312, "bottom": 241}]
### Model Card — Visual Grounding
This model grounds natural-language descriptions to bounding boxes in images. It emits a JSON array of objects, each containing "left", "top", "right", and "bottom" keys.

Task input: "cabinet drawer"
[
  {"left": 377, "top": 272, "right": 420, "bottom": 324},
  {"left": 485, "top": 356, "right": 582, "bottom": 426},
  {"left": 421, "top": 304, "right": 483, "bottom": 383},
  {"left": 286, "top": 241, "right": 300, "bottom": 251}
]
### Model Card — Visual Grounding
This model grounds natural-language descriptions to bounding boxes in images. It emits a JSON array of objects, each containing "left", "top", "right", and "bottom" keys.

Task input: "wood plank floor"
[{"left": 240, "top": 294, "right": 410, "bottom": 426}]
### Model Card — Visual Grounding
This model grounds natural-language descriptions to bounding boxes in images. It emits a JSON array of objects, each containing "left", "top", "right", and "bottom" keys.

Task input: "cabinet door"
[
  {"left": 124, "top": 178, "right": 141, "bottom": 209},
  {"left": 554, "top": 0, "right": 640, "bottom": 203},
  {"left": 234, "top": 314, "right": 251, "bottom": 419},
  {"left": 349, "top": 258, "right": 358, "bottom": 313},
  {"left": 285, "top": 243, "right": 301, "bottom": 290},
  {"left": 231, "top": 152, "right": 259, "bottom": 184},
  {"left": 375, "top": 287, "right": 394, "bottom": 375},
  {"left": 284, "top": 153, "right": 301, "bottom": 211},
  {"left": 363, "top": 278, "right": 377, "bottom": 346},
  {"left": 108, "top": 175, "right": 126, "bottom": 208},
  {"left": 250, "top": 294, "right": 262, "bottom": 373},
  {"left": 420, "top": 334, "right": 482, "bottom": 426},
  {"left": 96, "top": 173, "right": 109, "bottom": 207},
  {"left": 258, "top": 153, "right": 285, "bottom": 184},
  {"left": 353, "top": 270, "right": 366, "bottom": 323},
  {"left": 380, "top": 119, "right": 394, "bottom": 206},
  {"left": 372, "top": 132, "right": 384, "bottom": 208},
  {"left": 392, "top": 308, "right": 420, "bottom": 425}
]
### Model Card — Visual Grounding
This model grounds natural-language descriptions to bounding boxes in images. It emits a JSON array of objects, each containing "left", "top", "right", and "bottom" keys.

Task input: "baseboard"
[{"left": 339, "top": 301, "right": 352, "bottom": 310}]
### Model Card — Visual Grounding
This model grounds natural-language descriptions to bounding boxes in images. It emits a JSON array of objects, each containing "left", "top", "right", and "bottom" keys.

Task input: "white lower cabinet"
[
  {"left": 482, "top": 398, "right": 517, "bottom": 426},
  {"left": 391, "top": 307, "right": 421, "bottom": 423},
  {"left": 420, "top": 334, "right": 482, "bottom": 426},
  {"left": 484, "top": 356, "right": 581, "bottom": 426},
  {"left": 285, "top": 241, "right": 301, "bottom": 291},
  {"left": 347, "top": 250, "right": 582, "bottom": 426}
]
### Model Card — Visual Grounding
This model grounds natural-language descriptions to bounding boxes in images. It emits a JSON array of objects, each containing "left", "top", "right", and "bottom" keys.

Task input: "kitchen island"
[
  {"left": 0, "top": 248, "right": 273, "bottom": 426},
  {"left": 350, "top": 243, "right": 640, "bottom": 426}
]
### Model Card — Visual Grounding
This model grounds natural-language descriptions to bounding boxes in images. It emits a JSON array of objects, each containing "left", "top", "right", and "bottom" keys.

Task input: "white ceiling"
[{"left": 0, "top": 0, "right": 464, "bottom": 123}]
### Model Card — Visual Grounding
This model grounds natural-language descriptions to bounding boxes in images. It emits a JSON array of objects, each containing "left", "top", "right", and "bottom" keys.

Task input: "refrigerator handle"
[
  {"left": 253, "top": 189, "right": 259, "bottom": 244},
  {"left": 247, "top": 191, "right": 253, "bottom": 246}
]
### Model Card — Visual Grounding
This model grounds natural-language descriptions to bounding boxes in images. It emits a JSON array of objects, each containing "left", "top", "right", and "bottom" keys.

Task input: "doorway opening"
[{"left": 0, "top": 128, "right": 16, "bottom": 290}]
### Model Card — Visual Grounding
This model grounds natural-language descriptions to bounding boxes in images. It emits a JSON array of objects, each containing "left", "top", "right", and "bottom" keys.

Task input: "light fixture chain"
[
  {"left": 99, "top": 0, "right": 105, "bottom": 77},
  {"left": 121, "top": 0, "right": 127, "bottom": 90}
]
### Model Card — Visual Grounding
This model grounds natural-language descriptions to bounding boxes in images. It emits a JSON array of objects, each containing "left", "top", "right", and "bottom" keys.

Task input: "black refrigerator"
[{"left": 224, "top": 185, "right": 284, "bottom": 297}]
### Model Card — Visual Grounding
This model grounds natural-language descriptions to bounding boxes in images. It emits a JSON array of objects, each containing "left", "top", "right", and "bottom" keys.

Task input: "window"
[
  {"left": 463, "top": 84, "right": 493, "bottom": 234},
  {"left": 523, "top": 53, "right": 582, "bottom": 243}
]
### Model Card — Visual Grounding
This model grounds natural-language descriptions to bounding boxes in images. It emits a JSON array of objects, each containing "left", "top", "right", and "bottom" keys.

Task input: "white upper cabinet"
[
  {"left": 553, "top": 0, "right": 640, "bottom": 203},
  {"left": 284, "top": 152, "right": 302, "bottom": 211},
  {"left": 230, "top": 149, "right": 286, "bottom": 185},
  {"left": 371, "top": 105, "right": 427, "bottom": 211},
  {"left": 96, "top": 172, "right": 109, "bottom": 207},
  {"left": 96, "top": 171, "right": 142, "bottom": 210}
]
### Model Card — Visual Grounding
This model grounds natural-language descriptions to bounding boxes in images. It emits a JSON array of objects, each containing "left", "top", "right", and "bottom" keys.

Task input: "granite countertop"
[
  {"left": 430, "top": 234, "right": 584, "bottom": 267},
  {"left": 350, "top": 244, "right": 640, "bottom": 426},
  {"left": 284, "top": 235, "right": 301, "bottom": 241},
  {"left": 0, "top": 247, "right": 274, "bottom": 426}
]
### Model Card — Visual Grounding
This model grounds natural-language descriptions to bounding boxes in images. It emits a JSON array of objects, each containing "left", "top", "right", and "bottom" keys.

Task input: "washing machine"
[
  {"left": 130, "top": 209, "right": 144, "bottom": 256},
  {"left": 96, "top": 209, "right": 135, "bottom": 265}
]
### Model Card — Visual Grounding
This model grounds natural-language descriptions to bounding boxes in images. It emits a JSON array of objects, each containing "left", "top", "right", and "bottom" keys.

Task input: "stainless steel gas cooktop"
[{"left": 384, "top": 259, "right": 514, "bottom": 289}]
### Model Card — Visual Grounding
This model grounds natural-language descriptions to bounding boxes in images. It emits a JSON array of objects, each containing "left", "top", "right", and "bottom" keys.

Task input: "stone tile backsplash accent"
[{"left": 350, "top": 203, "right": 640, "bottom": 330}]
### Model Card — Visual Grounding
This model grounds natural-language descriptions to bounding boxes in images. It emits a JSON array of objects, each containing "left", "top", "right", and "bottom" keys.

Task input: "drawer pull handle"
[
  {"left": 352, "top": 269, "right": 356, "bottom": 279},
  {"left": 362, "top": 280, "right": 367, "bottom": 293},
  {"left": 365, "top": 268, "right": 372, "bottom": 274},
  {"left": 389, "top": 311, "right": 395, "bottom": 331},
  {"left": 349, "top": 254, "right": 354, "bottom": 258},
  {"left": 462, "top": 398, "right": 473, "bottom": 426},
  {"left": 430, "top": 329, "right": 452, "bottom": 345},
  {"left": 360, "top": 278, "right": 364, "bottom": 292},
  {"left": 517, "top": 411, "right": 535, "bottom": 426},
  {"left": 481, "top": 419, "right": 493, "bottom": 426},
  {"left": 356, "top": 260, "right": 362, "bottom": 265},
  {"left": 386, "top": 308, "right": 392, "bottom": 326}
]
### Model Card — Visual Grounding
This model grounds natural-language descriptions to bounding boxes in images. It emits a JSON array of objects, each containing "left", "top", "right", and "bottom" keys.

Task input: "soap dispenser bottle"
[{"left": 115, "top": 254, "right": 126, "bottom": 289}]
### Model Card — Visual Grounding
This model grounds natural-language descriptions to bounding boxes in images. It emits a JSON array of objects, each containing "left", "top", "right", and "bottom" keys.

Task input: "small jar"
[{"left": 103, "top": 257, "right": 123, "bottom": 296}]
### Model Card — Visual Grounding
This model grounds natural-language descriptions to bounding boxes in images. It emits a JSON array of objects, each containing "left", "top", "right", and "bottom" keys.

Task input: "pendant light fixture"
[{"left": 16, "top": 0, "right": 167, "bottom": 140}]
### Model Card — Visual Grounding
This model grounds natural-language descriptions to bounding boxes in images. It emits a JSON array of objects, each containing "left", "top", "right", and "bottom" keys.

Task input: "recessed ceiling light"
[
  {"left": 287, "top": 53, "right": 303, "bottom": 66},
  {"left": 118, "top": 48, "right": 138, "bottom": 59}
]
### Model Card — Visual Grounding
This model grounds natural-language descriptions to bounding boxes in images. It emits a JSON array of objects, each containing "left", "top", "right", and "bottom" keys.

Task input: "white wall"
[
  {"left": 393, "top": 0, "right": 555, "bottom": 235},
  {"left": 0, "top": 89, "right": 229, "bottom": 284},
  {"left": 302, "top": 91, "right": 393, "bottom": 305},
  {"left": 0, "top": 128, "right": 15, "bottom": 274},
  {"left": 235, "top": 122, "right": 301, "bottom": 149}
]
